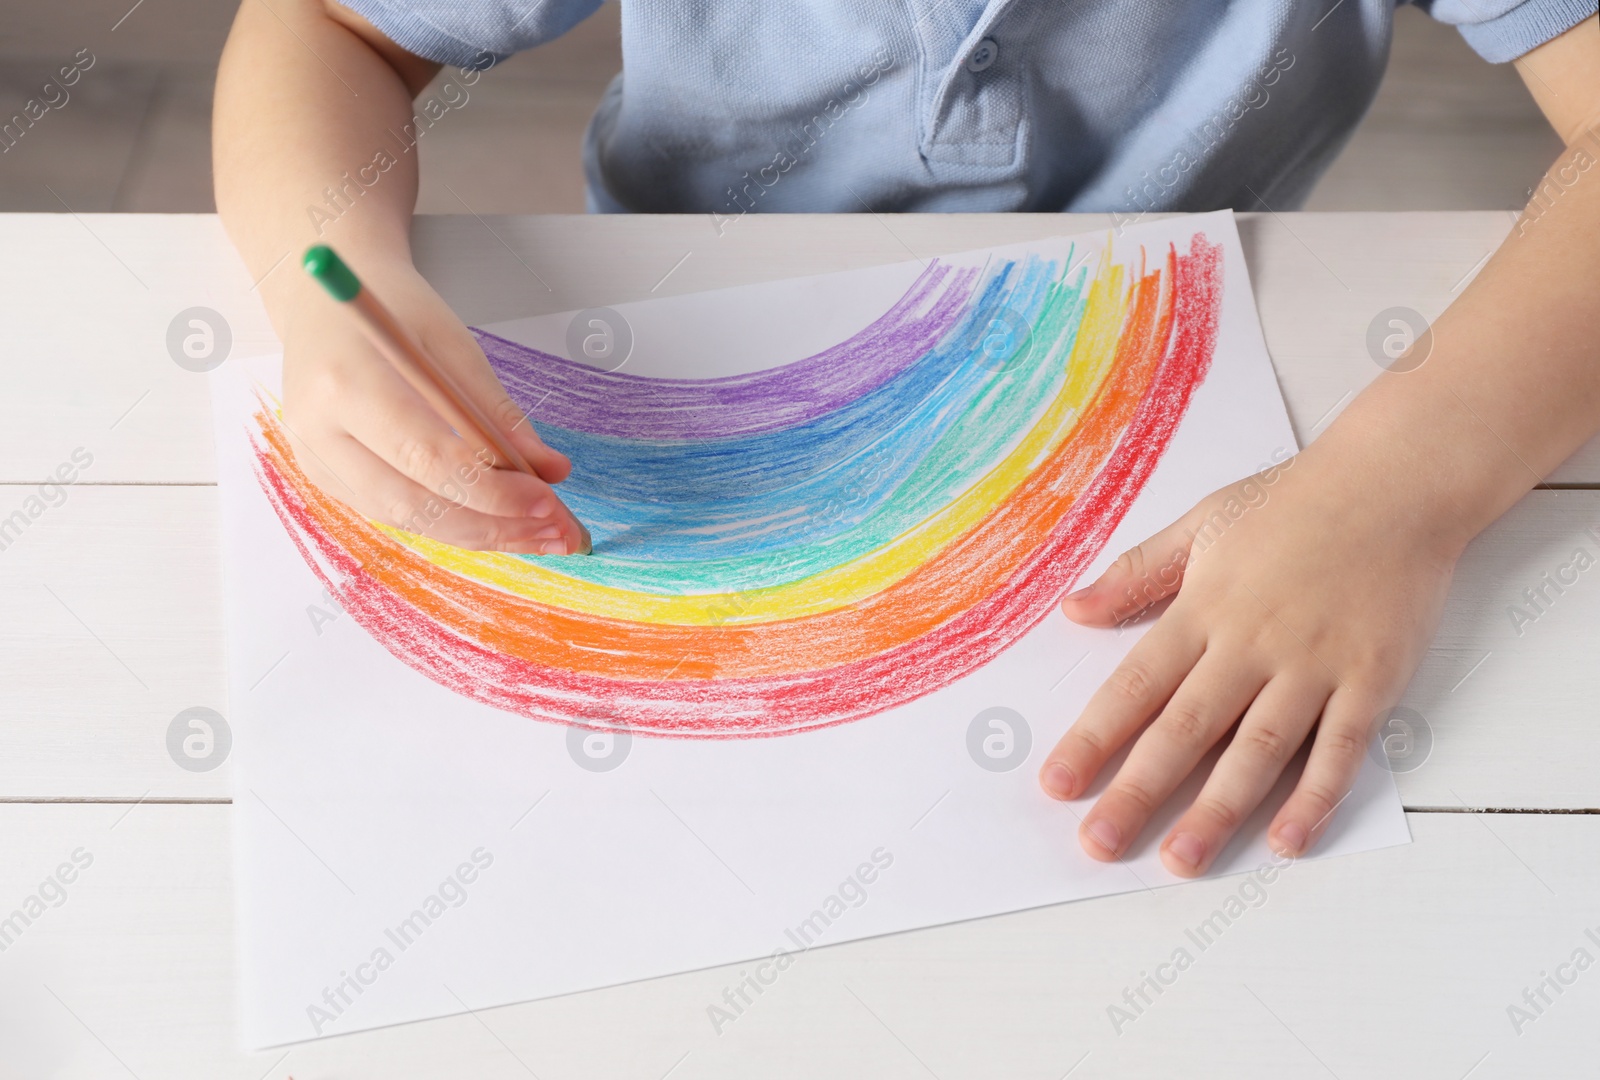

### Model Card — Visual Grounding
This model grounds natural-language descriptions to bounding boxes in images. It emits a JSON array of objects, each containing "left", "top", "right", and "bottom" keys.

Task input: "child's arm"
[
  {"left": 214, "top": 0, "right": 586, "bottom": 554},
  {"left": 1040, "top": 16, "right": 1600, "bottom": 876}
]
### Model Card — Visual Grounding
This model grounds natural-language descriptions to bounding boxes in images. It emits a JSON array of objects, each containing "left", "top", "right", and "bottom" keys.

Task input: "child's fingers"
[
  {"left": 297, "top": 430, "right": 576, "bottom": 554},
  {"left": 1061, "top": 509, "right": 1199, "bottom": 627},
  {"left": 422, "top": 321, "right": 574, "bottom": 484},
  {"left": 490, "top": 393, "right": 574, "bottom": 483},
  {"left": 1075, "top": 652, "right": 1266, "bottom": 862},
  {"left": 1037, "top": 615, "right": 1204, "bottom": 802},
  {"left": 1267, "top": 688, "right": 1381, "bottom": 858},
  {"left": 1158, "top": 676, "right": 1332, "bottom": 877},
  {"left": 338, "top": 364, "right": 582, "bottom": 533}
]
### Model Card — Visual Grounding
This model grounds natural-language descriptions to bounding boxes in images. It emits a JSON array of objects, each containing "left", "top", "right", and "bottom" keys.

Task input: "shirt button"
[{"left": 965, "top": 37, "right": 999, "bottom": 73}]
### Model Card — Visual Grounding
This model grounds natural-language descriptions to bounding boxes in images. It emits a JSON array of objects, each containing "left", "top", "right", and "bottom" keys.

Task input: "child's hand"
[
  {"left": 1038, "top": 445, "right": 1459, "bottom": 875},
  {"left": 280, "top": 264, "right": 586, "bottom": 554}
]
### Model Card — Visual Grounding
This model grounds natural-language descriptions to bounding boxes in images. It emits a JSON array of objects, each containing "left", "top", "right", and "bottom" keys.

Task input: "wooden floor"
[
  {"left": 2, "top": 211, "right": 1599, "bottom": 1075},
  {"left": 0, "top": 3, "right": 1565, "bottom": 215}
]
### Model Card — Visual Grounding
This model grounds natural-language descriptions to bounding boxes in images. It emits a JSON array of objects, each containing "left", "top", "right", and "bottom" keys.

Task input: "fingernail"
[
  {"left": 1167, "top": 831, "right": 1206, "bottom": 870},
  {"left": 1086, "top": 819, "right": 1121, "bottom": 856},
  {"left": 1275, "top": 821, "right": 1308, "bottom": 856},
  {"left": 526, "top": 498, "right": 554, "bottom": 518},
  {"left": 532, "top": 525, "right": 563, "bottom": 540},
  {"left": 576, "top": 523, "right": 593, "bottom": 555},
  {"left": 1041, "top": 762, "right": 1076, "bottom": 800},
  {"left": 538, "top": 539, "right": 569, "bottom": 556},
  {"left": 1064, "top": 585, "right": 1093, "bottom": 602}
]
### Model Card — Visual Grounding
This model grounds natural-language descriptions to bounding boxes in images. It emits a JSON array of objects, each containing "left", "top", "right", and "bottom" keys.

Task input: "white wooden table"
[{"left": 3, "top": 212, "right": 1598, "bottom": 1078}]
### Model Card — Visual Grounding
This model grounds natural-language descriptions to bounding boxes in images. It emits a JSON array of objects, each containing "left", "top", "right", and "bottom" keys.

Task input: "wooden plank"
[
  {"left": 1393, "top": 488, "right": 1600, "bottom": 810},
  {"left": 2, "top": 486, "right": 1598, "bottom": 807},
  {"left": 0, "top": 214, "right": 256, "bottom": 487},
  {"left": 3, "top": 213, "right": 1596, "bottom": 485},
  {"left": 0, "top": 486, "right": 226, "bottom": 799},
  {"left": 4, "top": 804, "right": 1596, "bottom": 1076}
]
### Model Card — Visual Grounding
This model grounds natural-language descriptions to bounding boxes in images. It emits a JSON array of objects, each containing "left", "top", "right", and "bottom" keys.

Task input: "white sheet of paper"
[{"left": 212, "top": 210, "right": 1410, "bottom": 1048}]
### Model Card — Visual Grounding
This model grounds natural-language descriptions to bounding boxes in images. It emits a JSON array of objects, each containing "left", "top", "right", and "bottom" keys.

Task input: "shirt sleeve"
[
  {"left": 1408, "top": 0, "right": 1596, "bottom": 63},
  {"left": 336, "top": 0, "right": 605, "bottom": 69}
]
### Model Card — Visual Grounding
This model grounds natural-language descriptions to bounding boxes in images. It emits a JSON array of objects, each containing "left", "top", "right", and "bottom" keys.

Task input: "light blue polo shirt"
[{"left": 342, "top": 0, "right": 1591, "bottom": 216}]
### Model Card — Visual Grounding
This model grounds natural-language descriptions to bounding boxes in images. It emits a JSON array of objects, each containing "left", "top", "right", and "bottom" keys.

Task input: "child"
[{"left": 213, "top": 1, "right": 1600, "bottom": 876}]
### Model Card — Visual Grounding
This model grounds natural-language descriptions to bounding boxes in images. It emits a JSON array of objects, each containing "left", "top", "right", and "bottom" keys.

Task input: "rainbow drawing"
[{"left": 250, "top": 231, "right": 1223, "bottom": 738}]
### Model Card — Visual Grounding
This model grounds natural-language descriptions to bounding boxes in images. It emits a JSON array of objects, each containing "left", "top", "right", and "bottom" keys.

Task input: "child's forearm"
[
  {"left": 1312, "top": 121, "right": 1600, "bottom": 558},
  {"left": 1316, "top": 24, "right": 1600, "bottom": 556},
  {"left": 214, "top": 0, "right": 440, "bottom": 335}
]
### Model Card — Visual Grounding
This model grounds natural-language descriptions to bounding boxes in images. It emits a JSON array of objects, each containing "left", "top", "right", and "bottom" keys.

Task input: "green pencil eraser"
[{"left": 303, "top": 244, "right": 361, "bottom": 302}]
